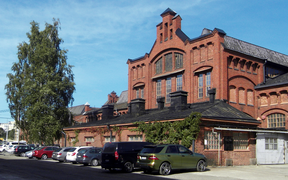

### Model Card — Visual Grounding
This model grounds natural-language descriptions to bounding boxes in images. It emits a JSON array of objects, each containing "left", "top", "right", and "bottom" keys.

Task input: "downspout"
[{"left": 61, "top": 131, "right": 66, "bottom": 147}]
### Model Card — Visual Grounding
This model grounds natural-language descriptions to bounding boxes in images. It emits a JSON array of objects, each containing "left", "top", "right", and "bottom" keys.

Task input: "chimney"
[
  {"left": 130, "top": 98, "right": 145, "bottom": 116},
  {"left": 208, "top": 88, "right": 216, "bottom": 103},
  {"left": 84, "top": 102, "right": 90, "bottom": 112},
  {"left": 169, "top": 90, "right": 188, "bottom": 111},
  {"left": 157, "top": 97, "right": 165, "bottom": 110},
  {"left": 101, "top": 104, "right": 114, "bottom": 120}
]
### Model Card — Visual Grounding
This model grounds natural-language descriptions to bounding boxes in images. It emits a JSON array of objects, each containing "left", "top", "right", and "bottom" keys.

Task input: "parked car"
[
  {"left": 0, "top": 144, "right": 7, "bottom": 152},
  {"left": 101, "top": 142, "right": 152, "bottom": 172},
  {"left": 14, "top": 145, "right": 35, "bottom": 157},
  {"left": 26, "top": 147, "right": 41, "bottom": 158},
  {"left": 137, "top": 144, "right": 207, "bottom": 175},
  {"left": 52, "top": 147, "right": 73, "bottom": 162},
  {"left": 76, "top": 147, "right": 102, "bottom": 166},
  {"left": 66, "top": 146, "right": 92, "bottom": 164},
  {"left": 32, "top": 146, "right": 58, "bottom": 160},
  {"left": 6, "top": 145, "right": 17, "bottom": 153}
]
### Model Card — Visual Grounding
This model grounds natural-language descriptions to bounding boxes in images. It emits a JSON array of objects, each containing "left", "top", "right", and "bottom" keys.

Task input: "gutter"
[{"left": 214, "top": 127, "right": 288, "bottom": 134}]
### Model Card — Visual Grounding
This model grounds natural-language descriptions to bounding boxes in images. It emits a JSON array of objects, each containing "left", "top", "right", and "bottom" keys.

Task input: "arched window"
[
  {"left": 280, "top": 91, "right": 288, "bottom": 103},
  {"left": 268, "top": 113, "right": 285, "bottom": 128},
  {"left": 247, "top": 89, "right": 253, "bottom": 105},
  {"left": 155, "top": 58, "right": 162, "bottom": 74},
  {"left": 260, "top": 93, "right": 268, "bottom": 106},
  {"left": 239, "top": 87, "right": 245, "bottom": 104},
  {"left": 270, "top": 92, "right": 278, "bottom": 105},
  {"left": 229, "top": 86, "right": 236, "bottom": 103}
]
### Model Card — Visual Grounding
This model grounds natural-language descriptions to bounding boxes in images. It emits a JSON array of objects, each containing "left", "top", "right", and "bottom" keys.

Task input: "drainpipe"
[
  {"left": 61, "top": 131, "right": 66, "bottom": 147},
  {"left": 107, "top": 125, "right": 112, "bottom": 142}
]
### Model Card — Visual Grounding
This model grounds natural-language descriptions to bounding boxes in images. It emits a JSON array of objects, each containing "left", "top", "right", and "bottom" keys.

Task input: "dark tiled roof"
[
  {"left": 64, "top": 100, "right": 259, "bottom": 129},
  {"left": 223, "top": 36, "right": 288, "bottom": 67},
  {"left": 160, "top": 8, "right": 176, "bottom": 17},
  {"left": 255, "top": 72, "right": 288, "bottom": 89},
  {"left": 68, "top": 105, "right": 85, "bottom": 116}
]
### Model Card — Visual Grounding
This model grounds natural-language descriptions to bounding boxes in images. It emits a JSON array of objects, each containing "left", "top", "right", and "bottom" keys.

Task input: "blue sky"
[{"left": 0, "top": 0, "right": 288, "bottom": 123}]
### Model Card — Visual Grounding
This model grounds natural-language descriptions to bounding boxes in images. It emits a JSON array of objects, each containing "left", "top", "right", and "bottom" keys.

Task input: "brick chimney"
[
  {"left": 157, "top": 97, "right": 165, "bottom": 110},
  {"left": 169, "top": 90, "right": 188, "bottom": 111},
  {"left": 208, "top": 88, "right": 216, "bottom": 103},
  {"left": 84, "top": 102, "right": 91, "bottom": 112},
  {"left": 130, "top": 98, "right": 145, "bottom": 116}
]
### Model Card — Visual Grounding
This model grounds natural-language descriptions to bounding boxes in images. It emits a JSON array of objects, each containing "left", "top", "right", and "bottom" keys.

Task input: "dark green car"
[{"left": 137, "top": 144, "right": 207, "bottom": 175}]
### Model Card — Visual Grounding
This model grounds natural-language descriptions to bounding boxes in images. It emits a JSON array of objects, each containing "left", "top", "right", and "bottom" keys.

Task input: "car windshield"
[
  {"left": 140, "top": 146, "right": 164, "bottom": 153},
  {"left": 78, "top": 148, "right": 89, "bottom": 154},
  {"left": 68, "top": 148, "right": 76, "bottom": 152},
  {"left": 103, "top": 143, "right": 116, "bottom": 153},
  {"left": 54, "top": 148, "right": 62, "bottom": 152}
]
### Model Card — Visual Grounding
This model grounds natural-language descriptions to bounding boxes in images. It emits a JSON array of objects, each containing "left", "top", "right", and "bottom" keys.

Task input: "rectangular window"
[
  {"left": 176, "top": 75, "right": 182, "bottom": 91},
  {"left": 128, "top": 135, "right": 143, "bottom": 141},
  {"left": 70, "top": 137, "right": 76, "bottom": 142},
  {"left": 156, "top": 58, "right": 162, "bottom": 74},
  {"left": 265, "top": 138, "right": 277, "bottom": 150},
  {"left": 198, "top": 74, "right": 203, "bottom": 98},
  {"left": 85, "top": 137, "right": 94, "bottom": 142},
  {"left": 204, "top": 131, "right": 220, "bottom": 149},
  {"left": 104, "top": 136, "right": 116, "bottom": 142},
  {"left": 206, "top": 72, "right": 211, "bottom": 96},
  {"left": 175, "top": 53, "right": 183, "bottom": 69},
  {"left": 156, "top": 80, "right": 162, "bottom": 100},
  {"left": 166, "top": 78, "right": 171, "bottom": 103},
  {"left": 141, "top": 88, "right": 144, "bottom": 99},
  {"left": 233, "top": 132, "right": 248, "bottom": 150},
  {"left": 165, "top": 53, "right": 172, "bottom": 72},
  {"left": 136, "top": 89, "right": 139, "bottom": 98}
]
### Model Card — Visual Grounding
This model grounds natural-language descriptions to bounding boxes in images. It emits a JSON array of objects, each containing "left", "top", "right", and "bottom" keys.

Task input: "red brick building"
[{"left": 64, "top": 8, "right": 288, "bottom": 166}]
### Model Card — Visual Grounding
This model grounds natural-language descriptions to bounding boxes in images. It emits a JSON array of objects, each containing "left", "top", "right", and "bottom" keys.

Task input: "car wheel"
[
  {"left": 159, "top": 162, "right": 171, "bottom": 175},
  {"left": 196, "top": 160, "right": 206, "bottom": 172},
  {"left": 91, "top": 159, "right": 99, "bottom": 166},
  {"left": 20, "top": 153, "right": 25, "bottom": 157},
  {"left": 123, "top": 161, "right": 134, "bottom": 173},
  {"left": 41, "top": 154, "right": 48, "bottom": 160}
]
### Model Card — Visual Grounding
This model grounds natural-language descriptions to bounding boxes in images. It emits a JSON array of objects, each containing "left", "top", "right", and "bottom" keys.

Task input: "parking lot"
[{"left": 1, "top": 151, "right": 288, "bottom": 180}]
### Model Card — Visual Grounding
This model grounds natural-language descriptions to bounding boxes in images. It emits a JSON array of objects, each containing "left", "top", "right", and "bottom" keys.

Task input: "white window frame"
[
  {"left": 206, "top": 72, "right": 211, "bottom": 96},
  {"left": 198, "top": 74, "right": 203, "bottom": 98},
  {"left": 166, "top": 78, "right": 171, "bottom": 103},
  {"left": 156, "top": 80, "right": 162, "bottom": 100},
  {"left": 176, "top": 75, "right": 182, "bottom": 91}
]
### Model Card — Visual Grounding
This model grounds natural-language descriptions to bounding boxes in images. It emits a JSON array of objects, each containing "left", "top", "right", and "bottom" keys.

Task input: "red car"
[{"left": 32, "top": 146, "right": 58, "bottom": 160}]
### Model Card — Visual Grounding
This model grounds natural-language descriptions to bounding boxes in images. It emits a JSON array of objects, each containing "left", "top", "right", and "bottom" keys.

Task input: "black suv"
[
  {"left": 101, "top": 142, "right": 152, "bottom": 172},
  {"left": 14, "top": 145, "right": 35, "bottom": 157}
]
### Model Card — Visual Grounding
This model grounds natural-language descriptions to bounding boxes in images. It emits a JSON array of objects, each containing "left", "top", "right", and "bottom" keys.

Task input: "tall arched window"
[
  {"left": 247, "top": 89, "right": 254, "bottom": 105},
  {"left": 239, "top": 87, "right": 245, "bottom": 104},
  {"left": 229, "top": 86, "right": 236, "bottom": 103}
]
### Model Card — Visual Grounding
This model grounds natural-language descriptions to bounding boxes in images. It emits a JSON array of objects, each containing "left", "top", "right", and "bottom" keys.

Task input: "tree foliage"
[
  {"left": 131, "top": 112, "right": 201, "bottom": 148},
  {"left": 5, "top": 19, "right": 75, "bottom": 145},
  {"left": 0, "top": 128, "right": 5, "bottom": 138}
]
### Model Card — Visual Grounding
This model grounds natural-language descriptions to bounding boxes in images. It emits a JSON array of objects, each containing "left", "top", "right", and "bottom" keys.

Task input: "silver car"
[{"left": 52, "top": 147, "right": 73, "bottom": 162}]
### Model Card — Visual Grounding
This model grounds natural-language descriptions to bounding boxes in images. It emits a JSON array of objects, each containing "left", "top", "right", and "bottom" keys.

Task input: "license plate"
[{"left": 140, "top": 156, "right": 146, "bottom": 160}]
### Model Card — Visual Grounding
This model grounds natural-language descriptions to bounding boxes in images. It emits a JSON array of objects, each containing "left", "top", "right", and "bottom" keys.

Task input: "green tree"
[
  {"left": 0, "top": 128, "right": 5, "bottom": 138},
  {"left": 5, "top": 19, "right": 75, "bottom": 145},
  {"left": 8, "top": 129, "right": 15, "bottom": 140},
  {"left": 132, "top": 112, "right": 201, "bottom": 148}
]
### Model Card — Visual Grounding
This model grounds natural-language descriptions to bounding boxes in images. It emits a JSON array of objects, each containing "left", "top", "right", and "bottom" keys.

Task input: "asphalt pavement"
[{"left": 1, "top": 151, "right": 288, "bottom": 180}]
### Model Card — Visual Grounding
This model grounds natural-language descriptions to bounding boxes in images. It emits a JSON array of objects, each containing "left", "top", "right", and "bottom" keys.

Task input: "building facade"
[{"left": 64, "top": 8, "right": 288, "bottom": 166}]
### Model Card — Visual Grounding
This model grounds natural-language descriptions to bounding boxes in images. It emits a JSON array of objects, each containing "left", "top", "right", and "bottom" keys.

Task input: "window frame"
[
  {"left": 198, "top": 74, "right": 204, "bottom": 98},
  {"left": 166, "top": 78, "right": 171, "bottom": 103},
  {"left": 176, "top": 74, "right": 182, "bottom": 91}
]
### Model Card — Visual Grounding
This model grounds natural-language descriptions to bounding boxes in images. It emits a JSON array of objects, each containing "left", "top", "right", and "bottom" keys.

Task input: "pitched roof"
[
  {"left": 160, "top": 8, "right": 176, "bottom": 17},
  {"left": 68, "top": 105, "right": 85, "bottom": 116},
  {"left": 223, "top": 36, "right": 288, "bottom": 67},
  {"left": 64, "top": 100, "right": 259, "bottom": 129},
  {"left": 255, "top": 72, "right": 288, "bottom": 89}
]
